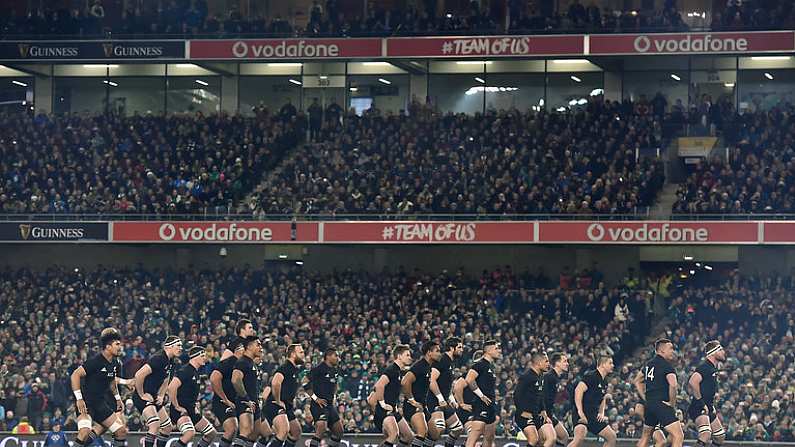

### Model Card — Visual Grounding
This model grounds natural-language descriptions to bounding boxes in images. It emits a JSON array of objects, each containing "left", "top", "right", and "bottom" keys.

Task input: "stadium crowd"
[
  {"left": 673, "top": 104, "right": 795, "bottom": 215},
  {"left": 0, "top": 265, "right": 791, "bottom": 441},
  {"left": 250, "top": 98, "right": 666, "bottom": 215},
  {"left": 0, "top": 110, "right": 303, "bottom": 215},
  {"left": 2, "top": 0, "right": 792, "bottom": 39}
]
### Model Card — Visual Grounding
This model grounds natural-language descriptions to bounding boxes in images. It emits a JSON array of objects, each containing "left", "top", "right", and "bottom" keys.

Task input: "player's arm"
[
  {"left": 401, "top": 370, "right": 419, "bottom": 406},
  {"left": 305, "top": 367, "right": 327, "bottom": 407},
  {"left": 465, "top": 368, "right": 490, "bottom": 404},
  {"left": 210, "top": 369, "right": 233, "bottom": 405},
  {"left": 70, "top": 366, "right": 88, "bottom": 414},
  {"left": 452, "top": 377, "right": 467, "bottom": 409},
  {"left": 688, "top": 372, "right": 703, "bottom": 401},
  {"left": 666, "top": 372, "right": 678, "bottom": 407},
  {"left": 429, "top": 367, "right": 447, "bottom": 406},
  {"left": 271, "top": 371, "right": 285, "bottom": 407},
  {"left": 574, "top": 381, "right": 588, "bottom": 421},
  {"left": 110, "top": 374, "right": 122, "bottom": 411},
  {"left": 220, "top": 349, "right": 234, "bottom": 361},
  {"left": 599, "top": 394, "right": 607, "bottom": 419},
  {"left": 231, "top": 369, "right": 249, "bottom": 402},
  {"left": 632, "top": 370, "right": 646, "bottom": 402},
  {"left": 372, "top": 374, "right": 392, "bottom": 410},
  {"left": 167, "top": 376, "right": 186, "bottom": 414},
  {"left": 134, "top": 364, "right": 153, "bottom": 401}
]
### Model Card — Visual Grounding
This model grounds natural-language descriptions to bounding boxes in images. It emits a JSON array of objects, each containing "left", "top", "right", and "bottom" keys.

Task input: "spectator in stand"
[{"left": 44, "top": 422, "right": 68, "bottom": 447}]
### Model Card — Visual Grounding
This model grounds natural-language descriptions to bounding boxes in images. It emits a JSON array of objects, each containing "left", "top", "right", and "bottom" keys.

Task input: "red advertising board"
[
  {"left": 761, "top": 222, "right": 795, "bottom": 244},
  {"left": 112, "top": 222, "right": 319, "bottom": 243},
  {"left": 322, "top": 221, "right": 534, "bottom": 244},
  {"left": 589, "top": 31, "right": 795, "bottom": 55},
  {"left": 386, "top": 35, "right": 583, "bottom": 58},
  {"left": 537, "top": 221, "right": 759, "bottom": 244},
  {"left": 189, "top": 38, "right": 382, "bottom": 60}
]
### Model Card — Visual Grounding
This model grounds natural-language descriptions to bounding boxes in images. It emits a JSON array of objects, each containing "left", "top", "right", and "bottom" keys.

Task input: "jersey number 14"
[{"left": 644, "top": 366, "right": 655, "bottom": 382}]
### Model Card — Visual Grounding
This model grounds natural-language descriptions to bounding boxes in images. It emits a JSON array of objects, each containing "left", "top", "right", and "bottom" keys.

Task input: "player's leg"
[
  {"left": 539, "top": 422, "right": 556, "bottom": 447},
  {"left": 427, "top": 411, "right": 445, "bottom": 442},
  {"left": 194, "top": 418, "right": 218, "bottom": 447},
  {"left": 327, "top": 407, "right": 344, "bottom": 447},
  {"left": 521, "top": 424, "right": 540, "bottom": 447},
  {"left": 567, "top": 424, "right": 587, "bottom": 447},
  {"left": 383, "top": 415, "right": 400, "bottom": 446},
  {"left": 710, "top": 412, "right": 726, "bottom": 446},
  {"left": 157, "top": 407, "right": 173, "bottom": 447},
  {"left": 398, "top": 416, "right": 416, "bottom": 447},
  {"left": 235, "top": 411, "right": 256, "bottom": 447},
  {"left": 410, "top": 408, "right": 429, "bottom": 447},
  {"left": 596, "top": 425, "right": 617, "bottom": 447},
  {"left": 636, "top": 425, "right": 654, "bottom": 447},
  {"left": 661, "top": 420, "right": 683, "bottom": 447},
  {"left": 174, "top": 414, "right": 196, "bottom": 446},
  {"left": 464, "top": 421, "right": 484, "bottom": 447},
  {"left": 553, "top": 421, "right": 569, "bottom": 446},
  {"left": 443, "top": 411, "right": 464, "bottom": 447},
  {"left": 652, "top": 426, "right": 667, "bottom": 447},
  {"left": 694, "top": 413, "right": 712, "bottom": 446},
  {"left": 285, "top": 417, "right": 301, "bottom": 447},
  {"left": 482, "top": 421, "right": 496, "bottom": 447}
]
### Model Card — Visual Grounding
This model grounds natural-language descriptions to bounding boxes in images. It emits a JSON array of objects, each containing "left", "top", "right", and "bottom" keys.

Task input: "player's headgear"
[
  {"left": 188, "top": 346, "right": 206, "bottom": 359},
  {"left": 704, "top": 340, "right": 723, "bottom": 356},
  {"left": 164, "top": 336, "right": 181, "bottom": 348}
]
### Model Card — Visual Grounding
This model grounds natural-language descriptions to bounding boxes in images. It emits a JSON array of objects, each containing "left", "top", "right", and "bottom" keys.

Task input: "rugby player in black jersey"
[
  {"left": 167, "top": 346, "right": 217, "bottom": 447},
  {"left": 568, "top": 354, "right": 616, "bottom": 447},
  {"left": 402, "top": 341, "right": 441, "bottom": 447},
  {"left": 687, "top": 340, "right": 726, "bottom": 447},
  {"left": 464, "top": 340, "right": 501, "bottom": 447},
  {"left": 134, "top": 336, "right": 182, "bottom": 447},
  {"left": 427, "top": 337, "right": 465, "bottom": 447},
  {"left": 369, "top": 345, "right": 415, "bottom": 447},
  {"left": 543, "top": 352, "right": 569, "bottom": 446},
  {"left": 221, "top": 319, "right": 256, "bottom": 361},
  {"left": 306, "top": 348, "right": 344, "bottom": 447},
  {"left": 514, "top": 350, "right": 555, "bottom": 447},
  {"left": 70, "top": 328, "right": 128, "bottom": 447},
  {"left": 232, "top": 336, "right": 265, "bottom": 447},
  {"left": 266, "top": 344, "right": 305, "bottom": 447},
  {"left": 211, "top": 340, "right": 244, "bottom": 447},
  {"left": 635, "top": 339, "right": 684, "bottom": 447}
]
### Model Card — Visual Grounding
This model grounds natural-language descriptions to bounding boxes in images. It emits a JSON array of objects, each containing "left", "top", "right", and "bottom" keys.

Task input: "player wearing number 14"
[{"left": 634, "top": 339, "right": 684, "bottom": 447}]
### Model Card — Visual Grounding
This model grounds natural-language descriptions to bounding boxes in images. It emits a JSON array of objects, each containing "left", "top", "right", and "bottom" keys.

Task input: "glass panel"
[
  {"left": 239, "top": 76, "right": 302, "bottom": 116},
  {"left": 484, "top": 73, "right": 545, "bottom": 112},
  {"left": 546, "top": 72, "right": 603, "bottom": 111},
  {"left": 738, "top": 69, "right": 795, "bottom": 112},
  {"left": 428, "top": 74, "right": 485, "bottom": 114},
  {"left": 0, "top": 77, "right": 33, "bottom": 113},
  {"left": 623, "top": 71, "right": 690, "bottom": 115},
  {"left": 167, "top": 76, "right": 221, "bottom": 114},
  {"left": 107, "top": 77, "right": 166, "bottom": 116},
  {"left": 347, "top": 75, "right": 409, "bottom": 115},
  {"left": 54, "top": 77, "right": 108, "bottom": 114}
]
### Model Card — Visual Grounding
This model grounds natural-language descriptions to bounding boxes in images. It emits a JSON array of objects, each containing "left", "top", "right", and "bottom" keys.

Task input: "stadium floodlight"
[
  {"left": 570, "top": 75, "right": 582, "bottom": 82},
  {"left": 195, "top": 79, "right": 209, "bottom": 86},
  {"left": 349, "top": 87, "right": 358, "bottom": 92},
  {"left": 278, "top": 254, "right": 288, "bottom": 259},
  {"left": 553, "top": 59, "right": 589, "bottom": 64},
  {"left": 670, "top": 74, "right": 681, "bottom": 81},
  {"left": 456, "top": 61, "right": 492, "bottom": 65},
  {"left": 474, "top": 77, "right": 485, "bottom": 83},
  {"left": 83, "top": 64, "right": 118, "bottom": 68},
  {"left": 288, "top": 79, "right": 302, "bottom": 85},
  {"left": 751, "top": 56, "right": 791, "bottom": 61},
  {"left": 378, "top": 78, "right": 392, "bottom": 85},
  {"left": 268, "top": 63, "right": 303, "bottom": 67},
  {"left": 362, "top": 62, "right": 391, "bottom": 66},
  {"left": 11, "top": 80, "right": 27, "bottom": 87},
  {"left": 764, "top": 72, "right": 774, "bottom": 80},
  {"left": 724, "top": 82, "right": 735, "bottom": 88}
]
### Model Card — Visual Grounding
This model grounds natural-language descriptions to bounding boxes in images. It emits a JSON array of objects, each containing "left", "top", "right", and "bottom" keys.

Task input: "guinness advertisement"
[
  {"left": 0, "top": 222, "right": 109, "bottom": 242},
  {"left": 0, "top": 40, "right": 185, "bottom": 61}
]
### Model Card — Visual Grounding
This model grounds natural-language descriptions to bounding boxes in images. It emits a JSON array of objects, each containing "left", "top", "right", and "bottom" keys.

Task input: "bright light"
[
  {"left": 446, "top": 13, "right": 452, "bottom": 18},
  {"left": 689, "top": 270, "right": 696, "bottom": 275},
  {"left": 319, "top": 75, "right": 328, "bottom": 80},
  {"left": 465, "top": 86, "right": 519, "bottom": 95},
  {"left": 539, "top": 98, "right": 544, "bottom": 106},
  {"left": 362, "top": 62, "right": 390, "bottom": 66},
  {"left": 378, "top": 78, "right": 392, "bottom": 85},
  {"left": 724, "top": 82, "right": 735, "bottom": 88},
  {"left": 590, "top": 88, "right": 604, "bottom": 96},
  {"left": 349, "top": 87, "right": 358, "bottom": 92},
  {"left": 176, "top": 63, "right": 197, "bottom": 68},
  {"left": 83, "top": 64, "right": 118, "bottom": 68},
  {"left": 456, "top": 61, "right": 492, "bottom": 65},
  {"left": 474, "top": 77, "right": 485, "bottom": 83},
  {"left": 577, "top": 98, "right": 588, "bottom": 105},
  {"left": 553, "top": 59, "right": 590, "bottom": 64},
  {"left": 751, "top": 56, "right": 791, "bottom": 61},
  {"left": 289, "top": 79, "right": 302, "bottom": 85},
  {"left": 570, "top": 75, "right": 582, "bottom": 82},
  {"left": 268, "top": 63, "right": 303, "bottom": 67},
  {"left": 102, "top": 80, "right": 118, "bottom": 87},
  {"left": 295, "top": 261, "right": 304, "bottom": 265},
  {"left": 278, "top": 254, "right": 288, "bottom": 259},
  {"left": 670, "top": 74, "right": 681, "bottom": 81},
  {"left": 556, "top": 106, "right": 567, "bottom": 112},
  {"left": 569, "top": 99, "right": 578, "bottom": 106},
  {"left": 684, "top": 255, "right": 694, "bottom": 261},
  {"left": 195, "top": 79, "right": 209, "bottom": 86},
  {"left": 11, "top": 80, "right": 27, "bottom": 87},
  {"left": 764, "top": 72, "right": 774, "bottom": 80},
  {"left": 704, "top": 265, "right": 713, "bottom": 271}
]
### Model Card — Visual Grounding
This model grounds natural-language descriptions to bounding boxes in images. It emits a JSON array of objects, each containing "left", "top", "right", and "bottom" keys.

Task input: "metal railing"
[{"left": 2, "top": 211, "right": 795, "bottom": 222}]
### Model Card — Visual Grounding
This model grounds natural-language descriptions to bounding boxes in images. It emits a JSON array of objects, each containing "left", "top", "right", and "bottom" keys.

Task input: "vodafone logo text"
[
  {"left": 632, "top": 34, "right": 748, "bottom": 54},
  {"left": 157, "top": 223, "right": 273, "bottom": 242},
  {"left": 231, "top": 40, "right": 340, "bottom": 59},
  {"left": 586, "top": 223, "right": 709, "bottom": 243}
]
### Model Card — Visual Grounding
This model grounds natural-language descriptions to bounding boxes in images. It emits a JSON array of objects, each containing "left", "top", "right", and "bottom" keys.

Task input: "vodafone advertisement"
[
  {"left": 537, "top": 221, "right": 759, "bottom": 244},
  {"left": 589, "top": 31, "right": 795, "bottom": 55},
  {"left": 322, "top": 221, "right": 533, "bottom": 244},
  {"left": 188, "top": 38, "right": 382, "bottom": 60},
  {"left": 112, "top": 222, "right": 319, "bottom": 243},
  {"left": 386, "top": 35, "right": 583, "bottom": 58}
]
